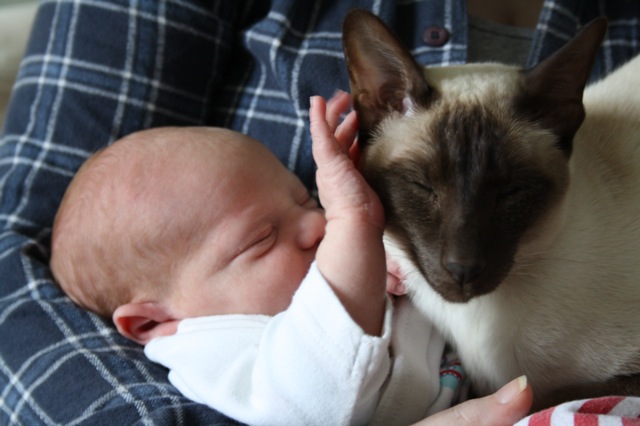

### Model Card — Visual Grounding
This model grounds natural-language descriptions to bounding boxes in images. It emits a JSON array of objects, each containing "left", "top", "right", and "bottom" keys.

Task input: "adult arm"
[{"left": 0, "top": 1, "right": 244, "bottom": 423}]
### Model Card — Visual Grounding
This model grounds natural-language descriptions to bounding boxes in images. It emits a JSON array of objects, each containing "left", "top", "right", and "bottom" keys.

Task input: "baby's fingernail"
[{"left": 496, "top": 375, "right": 527, "bottom": 404}]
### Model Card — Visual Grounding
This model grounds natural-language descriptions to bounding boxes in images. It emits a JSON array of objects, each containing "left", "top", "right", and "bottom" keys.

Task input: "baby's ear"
[{"left": 113, "top": 302, "right": 180, "bottom": 345}]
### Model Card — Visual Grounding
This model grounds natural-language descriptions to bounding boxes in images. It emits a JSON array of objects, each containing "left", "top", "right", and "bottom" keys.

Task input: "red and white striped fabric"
[{"left": 516, "top": 397, "right": 640, "bottom": 426}]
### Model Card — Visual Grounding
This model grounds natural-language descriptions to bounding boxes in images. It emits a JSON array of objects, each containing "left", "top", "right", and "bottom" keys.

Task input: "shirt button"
[{"left": 423, "top": 26, "right": 450, "bottom": 47}]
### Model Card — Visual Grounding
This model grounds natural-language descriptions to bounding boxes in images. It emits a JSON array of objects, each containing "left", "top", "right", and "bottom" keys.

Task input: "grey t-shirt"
[{"left": 467, "top": 15, "right": 535, "bottom": 66}]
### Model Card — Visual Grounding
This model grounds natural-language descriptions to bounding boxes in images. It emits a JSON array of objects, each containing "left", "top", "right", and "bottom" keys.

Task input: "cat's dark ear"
[
  {"left": 342, "top": 9, "right": 432, "bottom": 142},
  {"left": 517, "top": 18, "right": 608, "bottom": 154}
]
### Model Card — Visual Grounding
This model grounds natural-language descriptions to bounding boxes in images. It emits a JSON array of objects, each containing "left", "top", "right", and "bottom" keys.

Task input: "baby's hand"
[
  {"left": 310, "top": 92, "right": 384, "bottom": 229},
  {"left": 309, "top": 92, "right": 386, "bottom": 336}
]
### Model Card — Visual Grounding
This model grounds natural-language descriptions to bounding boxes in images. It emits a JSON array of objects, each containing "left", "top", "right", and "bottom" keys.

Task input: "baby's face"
[{"left": 159, "top": 132, "right": 326, "bottom": 319}]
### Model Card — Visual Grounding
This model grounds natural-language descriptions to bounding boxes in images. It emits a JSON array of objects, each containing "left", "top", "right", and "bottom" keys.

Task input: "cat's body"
[{"left": 343, "top": 9, "right": 640, "bottom": 408}]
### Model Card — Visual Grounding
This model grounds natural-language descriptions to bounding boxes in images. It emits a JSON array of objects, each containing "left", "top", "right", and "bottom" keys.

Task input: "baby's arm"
[{"left": 310, "top": 92, "right": 387, "bottom": 336}]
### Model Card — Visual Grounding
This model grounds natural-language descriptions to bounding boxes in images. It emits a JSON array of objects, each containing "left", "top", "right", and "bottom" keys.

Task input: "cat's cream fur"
[{"left": 343, "top": 9, "right": 640, "bottom": 408}]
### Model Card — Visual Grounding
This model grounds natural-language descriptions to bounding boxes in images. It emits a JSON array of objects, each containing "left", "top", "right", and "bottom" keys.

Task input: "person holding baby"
[{"left": 2, "top": 0, "right": 638, "bottom": 424}]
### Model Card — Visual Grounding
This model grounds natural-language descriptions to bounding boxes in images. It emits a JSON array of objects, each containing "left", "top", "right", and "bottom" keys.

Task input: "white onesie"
[{"left": 145, "top": 262, "right": 458, "bottom": 426}]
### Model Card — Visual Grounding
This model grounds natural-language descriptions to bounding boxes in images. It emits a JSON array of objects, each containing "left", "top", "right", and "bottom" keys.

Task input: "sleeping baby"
[{"left": 50, "top": 91, "right": 530, "bottom": 425}]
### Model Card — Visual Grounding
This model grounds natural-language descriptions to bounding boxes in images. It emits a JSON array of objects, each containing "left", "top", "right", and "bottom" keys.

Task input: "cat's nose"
[{"left": 445, "top": 261, "right": 483, "bottom": 285}]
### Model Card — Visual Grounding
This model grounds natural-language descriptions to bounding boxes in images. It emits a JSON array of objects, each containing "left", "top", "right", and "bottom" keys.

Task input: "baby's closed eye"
[{"left": 241, "top": 226, "right": 277, "bottom": 257}]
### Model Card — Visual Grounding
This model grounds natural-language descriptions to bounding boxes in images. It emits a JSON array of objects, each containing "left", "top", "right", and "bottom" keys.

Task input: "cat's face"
[
  {"left": 342, "top": 9, "right": 606, "bottom": 302},
  {"left": 359, "top": 84, "right": 569, "bottom": 302}
]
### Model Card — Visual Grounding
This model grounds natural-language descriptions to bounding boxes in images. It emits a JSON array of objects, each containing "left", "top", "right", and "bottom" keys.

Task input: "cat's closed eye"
[
  {"left": 410, "top": 180, "right": 436, "bottom": 195},
  {"left": 496, "top": 185, "right": 523, "bottom": 201}
]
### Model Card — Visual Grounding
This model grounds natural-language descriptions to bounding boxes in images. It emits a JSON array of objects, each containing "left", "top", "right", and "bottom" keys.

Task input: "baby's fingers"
[
  {"left": 325, "top": 90, "right": 352, "bottom": 132},
  {"left": 310, "top": 96, "right": 343, "bottom": 167},
  {"left": 334, "top": 110, "right": 358, "bottom": 155},
  {"left": 310, "top": 95, "right": 383, "bottom": 223}
]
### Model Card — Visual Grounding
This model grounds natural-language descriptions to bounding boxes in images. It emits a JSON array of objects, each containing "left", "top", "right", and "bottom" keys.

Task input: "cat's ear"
[
  {"left": 342, "top": 9, "right": 432, "bottom": 142},
  {"left": 517, "top": 18, "right": 608, "bottom": 154}
]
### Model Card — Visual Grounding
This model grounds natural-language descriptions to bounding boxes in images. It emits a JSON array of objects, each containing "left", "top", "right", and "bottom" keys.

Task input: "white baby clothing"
[{"left": 145, "top": 262, "right": 451, "bottom": 426}]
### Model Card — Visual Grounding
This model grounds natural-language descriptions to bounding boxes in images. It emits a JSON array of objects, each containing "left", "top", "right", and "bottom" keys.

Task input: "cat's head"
[{"left": 342, "top": 9, "right": 607, "bottom": 302}]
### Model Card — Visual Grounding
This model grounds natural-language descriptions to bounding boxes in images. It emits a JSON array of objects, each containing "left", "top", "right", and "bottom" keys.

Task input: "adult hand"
[{"left": 415, "top": 376, "right": 533, "bottom": 426}]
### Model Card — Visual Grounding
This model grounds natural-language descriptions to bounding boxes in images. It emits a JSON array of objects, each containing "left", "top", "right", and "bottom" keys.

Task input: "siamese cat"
[{"left": 342, "top": 9, "right": 640, "bottom": 409}]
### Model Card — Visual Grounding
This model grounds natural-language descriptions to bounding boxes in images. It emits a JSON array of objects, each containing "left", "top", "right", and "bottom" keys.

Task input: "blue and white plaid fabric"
[{"left": 1, "top": 0, "right": 638, "bottom": 424}]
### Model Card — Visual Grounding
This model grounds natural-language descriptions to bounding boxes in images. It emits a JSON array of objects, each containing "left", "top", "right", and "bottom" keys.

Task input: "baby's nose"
[{"left": 296, "top": 209, "right": 326, "bottom": 250}]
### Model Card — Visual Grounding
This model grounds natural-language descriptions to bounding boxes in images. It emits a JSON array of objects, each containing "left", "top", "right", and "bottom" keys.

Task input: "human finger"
[
  {"left": 325, "top": 90, "right": 352, "bottom": 131},
  {"left": 334, "top": 110, "right": 358, "bottom": 154},
  {"left": 414, "top": 376, "right": 533, "bottom": 426},
  {"left": 310, "top": 96, "right": 342, "bottom": 167}
]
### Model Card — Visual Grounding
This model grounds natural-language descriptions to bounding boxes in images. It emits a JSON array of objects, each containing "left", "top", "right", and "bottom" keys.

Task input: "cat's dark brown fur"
[{"left": 343, "top": 9, "right": 640, "bottom": 409}]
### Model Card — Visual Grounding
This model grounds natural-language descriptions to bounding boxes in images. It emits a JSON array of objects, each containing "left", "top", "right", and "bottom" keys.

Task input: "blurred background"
[{"left": 0, "top": 0, "right": 37, "bottom": 129}]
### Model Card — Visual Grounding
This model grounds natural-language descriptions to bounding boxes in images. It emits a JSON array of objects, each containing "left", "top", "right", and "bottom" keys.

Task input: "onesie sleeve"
[{"left": 145, "top": 261, "right": 393, "bottom": 426}]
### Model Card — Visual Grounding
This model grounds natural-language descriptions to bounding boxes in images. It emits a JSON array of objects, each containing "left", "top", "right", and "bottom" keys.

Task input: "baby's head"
[{"left": 51, "top": 127, "right": 325, "bottom": 344}]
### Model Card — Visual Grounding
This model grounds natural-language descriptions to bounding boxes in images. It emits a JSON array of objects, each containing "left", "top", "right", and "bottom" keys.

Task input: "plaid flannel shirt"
[{"left": 1, "top": 0, "right": 638, "bottom": 424}]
